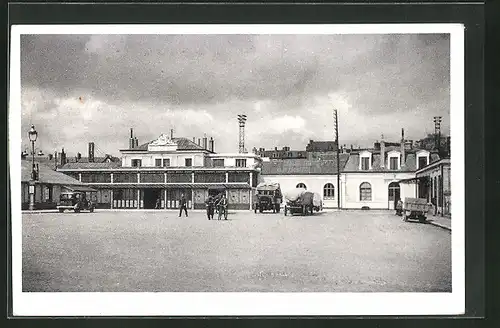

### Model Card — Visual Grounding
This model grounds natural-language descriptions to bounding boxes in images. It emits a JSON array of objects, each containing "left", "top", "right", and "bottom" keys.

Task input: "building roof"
[
  {"left": 21, "top": 160, "right": 86, "bottom": 185},
  {"left": 343, "top": 149, "right": 440, "bottom": 172},
  {"left": 59, "top": 162, "right": 121, "bottom": 170},
  {"left": 130, "top": 137, "right": 208, "bottom": 152},
  {"left": 65, "top": 154, "right": 121, "bottom": 164},
  {"left": 261, "top": 154, "right": 350, "bottom": 175}
]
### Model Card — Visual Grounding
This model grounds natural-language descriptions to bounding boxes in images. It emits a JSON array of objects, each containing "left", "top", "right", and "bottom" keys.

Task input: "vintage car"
[
  {"left": 283, "top": 188, "right": 322, "bottom": 216},
  {"left": 254, "top": 182, "right": 282, "bottom": 213},
  {"left": 402, "top": 197, "right": 433, "bottom": 223},
  {"left": 57, "top": 189, "right": 96, "bottom": 213}
]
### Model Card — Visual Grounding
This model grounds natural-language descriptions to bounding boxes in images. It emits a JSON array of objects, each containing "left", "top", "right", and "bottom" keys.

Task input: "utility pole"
[
  {"left": 433, "top": 116, "right": 442, "bottom": 156},
  {"left": 334, "top": 109, "right": 341, "bottom": 209}
]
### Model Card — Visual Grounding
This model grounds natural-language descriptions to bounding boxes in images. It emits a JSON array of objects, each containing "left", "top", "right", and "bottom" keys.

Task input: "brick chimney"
[
  {"left": 209, "top": 137, "right": 214, "bottom": 152},
  {"left": 400, "top": 128, "right": 405, "bottom": 168},
  {"left": 129, "top": 128, "right": 134, "bottom": 149},
  {"left": 135, "top": 137, "right": 138, "bottom": 148},
  {"left": 88, "top": 142, "right": 95, "bottom": 162},
  {"left": 198, "top": 138, "right": 201, "bottom": 146},
  {"left": 61, "top": 148, "right": 67, "bottom": 165},
  {"left": 203, "top": 136, "right": 208, "bottom": 150},
  {"left": 380, "top": 134, "right": 385, "bottom": 168}
]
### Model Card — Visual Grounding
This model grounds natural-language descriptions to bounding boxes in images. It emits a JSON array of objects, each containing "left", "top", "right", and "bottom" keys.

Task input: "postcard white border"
[{"left": 9, "top": 24, "right": 465, "bottom": 316}]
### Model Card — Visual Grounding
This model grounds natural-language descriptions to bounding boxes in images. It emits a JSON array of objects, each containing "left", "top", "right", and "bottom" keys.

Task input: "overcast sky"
[{"left": 20, "top": 33, "right": 450, "bottom": 156}]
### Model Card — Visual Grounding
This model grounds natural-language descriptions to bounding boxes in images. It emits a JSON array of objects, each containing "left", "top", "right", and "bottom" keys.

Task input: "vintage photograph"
[{"left": 10, "top": 24, "right": 464, "bottom": 316}]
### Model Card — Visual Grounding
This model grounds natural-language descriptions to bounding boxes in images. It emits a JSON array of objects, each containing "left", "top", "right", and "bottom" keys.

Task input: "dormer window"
[
  {"left": 416, "top": 150, "right": 430, "bottom": 169},
  {"left": 387, "top": 150, "right": 401, "bottom": 170},
  {"left": 359, "top": 151, "right": 372, "bottom": 170}
]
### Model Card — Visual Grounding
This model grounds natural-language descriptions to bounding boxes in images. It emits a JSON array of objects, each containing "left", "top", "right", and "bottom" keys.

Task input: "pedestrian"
[
  {"left": 395, "top": 199, "right": 403, "bottom": 216},
  {"left": 179, "top": 193, "right": 188, "bottom": 217},
  {"left": 205, "top": 195, "right": 215, "bottom": 220},
  {"left": 155, "top": 198, "right": 161, "bottom": 209}
]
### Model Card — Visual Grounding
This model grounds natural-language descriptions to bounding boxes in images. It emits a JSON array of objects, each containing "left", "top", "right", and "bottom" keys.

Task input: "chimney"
[
  {"left": 129, "top": 128, "right": 134, "bottom": 149},
  {"left": 209, "top": 137, "right": 214, "bottom": 152},
  {"left": 401, "top": 128, "right": 405, "bottom": 168},
  {"left": 54, "top": 151, "right": 58, "bottom": 169},
  {"left": 61, "top": 148, "right": 66, "bottom": 165},
  {"left": 193, "top": 137, "right": 196, "bottom": 143},
  {"left": 380, "top": 135, "right": 386, "bottom": 168},
  {"left": 135, "top": 137, "right": 138, "bottom": 148},
  {"left": 88, "top": 142, "right": 95, "bottom": 162},
  {"left": 198, "top": 138, "right": 201, "bottom": 146},
  {"left": 170, "top": 129, "right": 174, "bottom": 139},
  {"left": 203, "top": 136, "right": 208, "bottom": 150}
]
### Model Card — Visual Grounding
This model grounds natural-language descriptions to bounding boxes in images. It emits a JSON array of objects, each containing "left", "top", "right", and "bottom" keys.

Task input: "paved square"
[{"left": 22, "top": 210, "right": 451, "bottom": 292}]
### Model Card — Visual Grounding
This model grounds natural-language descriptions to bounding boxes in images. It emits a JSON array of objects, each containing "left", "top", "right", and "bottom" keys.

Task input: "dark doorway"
[
  {"left": 143, "top": 189, "right": 161, "bottom": 209},
  {"left": 388, "top": 182, "right": 400, "bottom": 210}
]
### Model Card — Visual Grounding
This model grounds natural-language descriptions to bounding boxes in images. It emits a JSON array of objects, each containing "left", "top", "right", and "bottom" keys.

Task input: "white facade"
[
  {"left": 207, "top": 153, "right": 261, "bottom": 168},
  {"left": 261, "top": 172, "right": 417, "bottom": 210},
  {"left": 121, "top": 152, "right": 206, "bottom": 167},
  {"left": 342, "top": 172, "right": 415, "bottom": 209}
]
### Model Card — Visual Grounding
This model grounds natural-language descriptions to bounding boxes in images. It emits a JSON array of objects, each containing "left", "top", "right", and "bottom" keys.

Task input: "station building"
[{"left": 56, "top": 129, "right": 261, "bottom": 210}]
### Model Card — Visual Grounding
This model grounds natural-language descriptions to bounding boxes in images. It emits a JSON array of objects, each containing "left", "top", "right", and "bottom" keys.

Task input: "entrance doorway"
[
  {"left": 143, "top": 188, "right": 161, "bottom": 209},
  {"left": 388, "top": 182, "right": 401, "bottom": 210}
]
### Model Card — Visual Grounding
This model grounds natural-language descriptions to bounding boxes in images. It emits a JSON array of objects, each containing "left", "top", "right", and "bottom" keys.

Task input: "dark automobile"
[
  {"left": 57, "top": 191, "right": 95, "bottom": 213},
  {"left": 254, "top": 182, "right": 282, "bottom": 213}
]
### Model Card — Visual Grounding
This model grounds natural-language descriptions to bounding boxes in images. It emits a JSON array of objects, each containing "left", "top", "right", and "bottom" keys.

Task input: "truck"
[
  {"left": 402, "top": 197, "right": 433, "bottom": 223},
  {"left": 283, "top": 188, "right": 323, "bottom": 216},
  {"left": 254, "top": 182, "right": 282, "bottom": 213}
]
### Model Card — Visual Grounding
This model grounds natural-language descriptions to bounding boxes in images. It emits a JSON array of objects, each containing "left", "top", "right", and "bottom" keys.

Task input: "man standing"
[
  {"left": 179, "top": 193, "right": 188, "bottom": 217},
  {"left": 205, "top": 195, "right": 215, "bottom": 220}
]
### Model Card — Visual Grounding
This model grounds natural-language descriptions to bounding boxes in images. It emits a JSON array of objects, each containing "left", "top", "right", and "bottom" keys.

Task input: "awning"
[
  {"left": 84, "top": 183, "right": 251, "bottom": 189},
  {"left": 63, "top": 185, "right": 97, "bottom": 192},
  {"left": 397, "top": 176, "right": 429, "bottom": 184}
]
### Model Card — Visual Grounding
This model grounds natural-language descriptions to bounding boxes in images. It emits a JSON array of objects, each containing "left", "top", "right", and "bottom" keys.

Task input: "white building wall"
[
  {"left": 121, "top": 152, "right": 205, "bottom": 167},
  {"left": 261, "top": 174, "right": 340, "bottom": 208},
  {"left": 343, "top": 172, "right": 415, "bottom": 209}
]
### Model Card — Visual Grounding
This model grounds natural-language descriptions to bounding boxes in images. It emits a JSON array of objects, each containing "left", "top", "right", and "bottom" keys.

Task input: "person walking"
[
  {"left": 205, "top": 195, "right": 215, "bottom": 220},
  {"left": 179, "top": 193, "right": 188, "bottom": 217}
]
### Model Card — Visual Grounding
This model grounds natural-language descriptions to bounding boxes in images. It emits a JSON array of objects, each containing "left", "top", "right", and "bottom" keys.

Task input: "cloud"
[{"left": 20, "top": 33, "right": 451, "bottom": 156}]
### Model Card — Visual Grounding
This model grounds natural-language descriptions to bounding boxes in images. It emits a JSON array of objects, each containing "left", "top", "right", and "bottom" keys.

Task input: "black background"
[{"left": 2, "top": 0, "right": 494, "bottom": 327}]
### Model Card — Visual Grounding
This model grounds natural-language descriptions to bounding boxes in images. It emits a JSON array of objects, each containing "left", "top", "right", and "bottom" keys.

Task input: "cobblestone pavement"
[{"left": 22, "top": 210, "right": 451, "bottom": 292}]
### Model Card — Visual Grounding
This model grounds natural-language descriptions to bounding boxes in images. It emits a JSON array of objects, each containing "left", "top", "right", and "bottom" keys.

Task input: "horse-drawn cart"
[{"left": 402, "top": 198, "right": 433, "bottom": 223}]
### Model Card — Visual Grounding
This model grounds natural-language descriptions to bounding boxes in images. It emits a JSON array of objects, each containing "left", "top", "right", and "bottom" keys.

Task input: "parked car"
[
  {"left": 254, "top": 182, "right": 282, "bottom": 213},
  {"left": 57, "top": 191, "right": 95, "bottom": 213},
  {"left": 284, "top": 188, "right": 322, "bottom": 216}
]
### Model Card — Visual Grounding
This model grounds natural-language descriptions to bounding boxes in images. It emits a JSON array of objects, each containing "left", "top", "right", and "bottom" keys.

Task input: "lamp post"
[{"left": 28, "top": 125, "right": 38, "bottom": 211}]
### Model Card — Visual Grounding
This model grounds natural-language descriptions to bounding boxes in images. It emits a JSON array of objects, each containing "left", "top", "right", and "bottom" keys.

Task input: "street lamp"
[{"left": 28, "top": 125, "right": 38, "bottom": 211}]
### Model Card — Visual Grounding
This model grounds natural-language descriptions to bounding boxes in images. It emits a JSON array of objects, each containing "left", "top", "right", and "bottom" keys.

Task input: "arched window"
[
  {"left": 388, "top": 182, "right": 401, "bottom": 201},
  {"left": 360, "top": 182, "right": 372, "bottom": 201},
  {"left": 296, "top": 183, "right": 307, "bottom": 190},
  {"left": 323, "top": 183, "right": 335, "bottom": 199}
]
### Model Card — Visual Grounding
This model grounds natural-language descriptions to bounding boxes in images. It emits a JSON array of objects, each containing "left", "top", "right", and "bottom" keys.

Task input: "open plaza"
[{"left": 22, "top": 209, "right": 451, "bottom": 293}]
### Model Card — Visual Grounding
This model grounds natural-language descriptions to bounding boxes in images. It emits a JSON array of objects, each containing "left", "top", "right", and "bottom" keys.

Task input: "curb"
[{"left": 428, "top": 221, "right": 451, "bottom": 231}]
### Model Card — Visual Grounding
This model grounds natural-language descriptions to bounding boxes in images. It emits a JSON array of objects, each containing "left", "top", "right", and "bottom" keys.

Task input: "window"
[
  {"left": 213, "top": 159, "right": 225, "bottom": 167},
  {"left": 360, "top": 182, "right": 372, "bottom": 201},
  {"left": 388, "top": 182, "right": 400, "bottom": 201},
  {"left": 131, "top": 159, "right": 142, "bottom": 167},
  {"left": 296, "top": 183, "right": 307, "bottom": 189},
  {"left": 361, "top": 157, "right": 370, "bottom": 170},
  {"left": 323, "top": 183, "right": 335, "bottom": 199},
  {"left": 389, "top": 157, "right": 399, "bottom": 170},
  {"left": 155, "top": 159, "right": 162, "bottom": 167},
  {"left": 185, "top": 158, "right": 192, "bottom": 167},
  {"left": 236, "top": 159, "right": 247, "bottom": 167},
  {"left": 163, "top": 158, "right": 170, "bottom": 167},
  {"left": 418, "top": 157, "right": 428, "bottom": 169}
]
